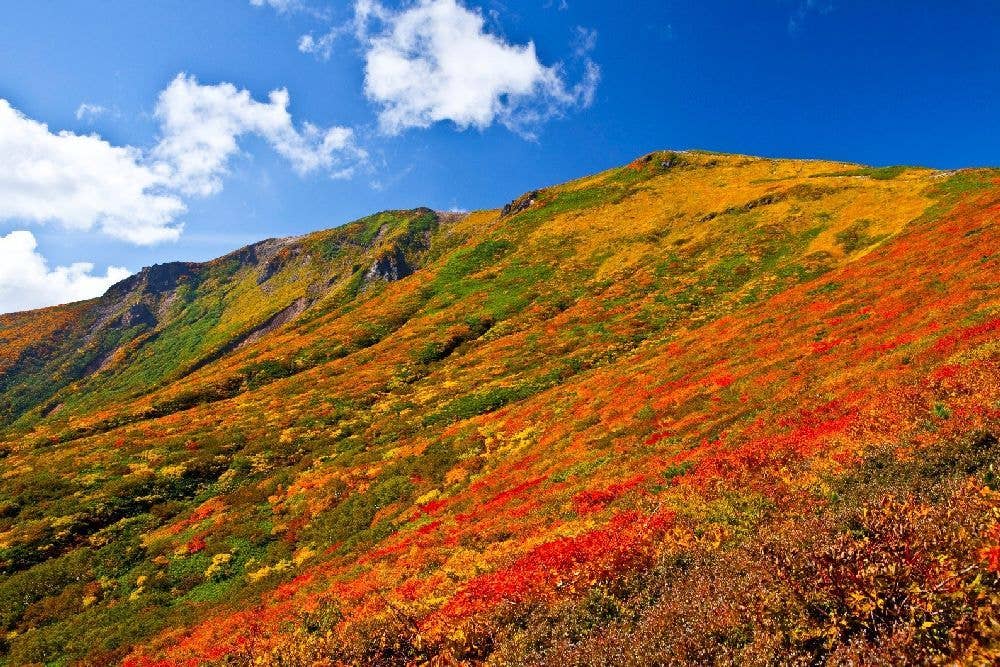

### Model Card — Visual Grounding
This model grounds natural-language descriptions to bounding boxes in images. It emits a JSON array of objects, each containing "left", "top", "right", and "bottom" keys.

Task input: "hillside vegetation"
[{"left": 0, "top": 151, "right": 998, "bottom": 665}]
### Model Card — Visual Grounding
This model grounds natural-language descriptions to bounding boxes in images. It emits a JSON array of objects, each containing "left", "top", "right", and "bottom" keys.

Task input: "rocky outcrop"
[
  {"left": 501, "top": 191, "right": 540, "bottom": 217},
  {"left": 365, "top": 248, "right": 413, "bottom": 283},
  {"left": 257, "top": 244, "right": 304, "bottom": 285},
  {"left": 104, "top": 262, "right": 198, "bottom": 301},
  {"left": 114, "top": 303, "right": 157, "bottom": 329}
]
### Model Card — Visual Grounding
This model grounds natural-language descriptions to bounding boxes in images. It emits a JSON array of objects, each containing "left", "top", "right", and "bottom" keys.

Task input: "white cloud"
[
  {"left": 0, "top": 76, "right": 364, "bottom": 246},
  {"left": 0, "top": 75, "right": 364, "bottom": 309},
  {"left": 153, "top": 74, "right": 365, "bottom": 196},
  {"left": 355, "top": 0, "right": 599, "bottom": 137},
  {"left": 0, "top": 99, "right": 186, "bottom": 245},
  {"left": 75, "top": 103, "right": 107, "bottom": 121},
  {"left": 298, "top": 29, "right": 343, "bottom": 60},
  {"left": 0, "top": 230, "right": 130, "bottom": 314}
]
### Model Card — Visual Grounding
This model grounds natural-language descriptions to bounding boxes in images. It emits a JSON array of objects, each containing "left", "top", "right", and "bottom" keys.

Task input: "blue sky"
[{"left": 1, "top": 0, "right": 998, "bottom": 312}]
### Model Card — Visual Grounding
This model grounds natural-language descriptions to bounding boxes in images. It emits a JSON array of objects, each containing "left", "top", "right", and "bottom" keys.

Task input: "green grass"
[
  {"left": 928, "top": 170, "right": 995, "bottom": 198},
  {"left": 423, "top": 374, "right": 559, "bottom": 426},
  {"left": 812, "top": 166, "right": 908, "bottom": 180},
  {"left": 435, "top": 239, "right": 513, "bottom": 286}
]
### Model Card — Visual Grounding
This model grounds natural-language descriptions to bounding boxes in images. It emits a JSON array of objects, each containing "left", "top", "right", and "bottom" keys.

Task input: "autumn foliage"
[{"left": 0, "top": 152, "right": 997, "bottom": 665}]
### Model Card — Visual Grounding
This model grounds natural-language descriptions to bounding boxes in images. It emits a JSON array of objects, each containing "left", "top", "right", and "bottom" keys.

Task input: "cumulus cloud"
[
  {"left": 0, "top": 99, "right": 186, "bottom": 244},
  {"left": 153, "top": 74, "right": 365, "bottom": 196},
  {"left": 355, "top": 0, "right": 599, "bottom": 136},
  {"left": 0, "top": 76, "right": 364, "bottom": 245},
  {"left": 0, "top": 76, "right": 364, "bottom": 309},
  {"left": 0, "top": 230, "right": 130, "bottom": 314},
  {"left": 260, "top": 0, "right": 600, "bottom": 135}
]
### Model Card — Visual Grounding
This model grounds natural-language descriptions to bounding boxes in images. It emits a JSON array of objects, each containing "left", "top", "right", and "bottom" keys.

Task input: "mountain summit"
[{"left": 1, "top": 151, "right": 998, "bottom": 665}]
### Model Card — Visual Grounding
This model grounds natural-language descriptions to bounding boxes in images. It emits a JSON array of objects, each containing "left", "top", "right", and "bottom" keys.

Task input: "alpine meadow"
[{"left": 1, "top": 1, "right": 1000, "bottom": 666}]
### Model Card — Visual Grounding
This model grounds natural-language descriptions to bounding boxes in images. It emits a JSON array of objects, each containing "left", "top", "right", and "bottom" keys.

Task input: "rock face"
[
  {"left": 257, "top": 246, "right": 301, "bottom": 285},
  {"left": 501, "top": 190, "right": 539, "bottom": 217},
  {"left": 115, "top": 303, "right": 157, "bottom": 329},
  {"left": 105, "top": 262, "right": 198, "bottom": 301},
  {"left": 365, "top": 248, "right": 413, "bottom": 284},
  {"left": 98, "top": 262, "right": 200, "bottom": 332}
]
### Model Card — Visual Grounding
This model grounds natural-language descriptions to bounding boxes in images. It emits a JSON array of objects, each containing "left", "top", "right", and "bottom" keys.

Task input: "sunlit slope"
[
  {"left": 0, "top": 208, "right": 449, "bottom": 429},
  {"left": 0, "top": 152, "right": 997, "bottom": 665},
  {"left": 5, "top": 152, "right": 938, "bottom": 441}
]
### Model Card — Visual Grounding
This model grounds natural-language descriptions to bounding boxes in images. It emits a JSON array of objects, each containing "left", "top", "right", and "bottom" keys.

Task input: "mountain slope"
[
  {"left": 0, "top": 207, "right": 451, "bottom": 428},
  {"left": 0, "top": 151, "right": 998, "bottom": 665}
]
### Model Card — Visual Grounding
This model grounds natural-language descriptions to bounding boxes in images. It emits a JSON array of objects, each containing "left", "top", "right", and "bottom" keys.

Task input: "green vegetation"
[{"left": 812, "top": 165, "right": 909, "bottom": 180}]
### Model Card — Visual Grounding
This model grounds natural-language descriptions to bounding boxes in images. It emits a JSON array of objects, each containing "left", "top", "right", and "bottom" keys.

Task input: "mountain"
[{"left": 0, "top": 151, "right": 998, "bottom": 665}]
